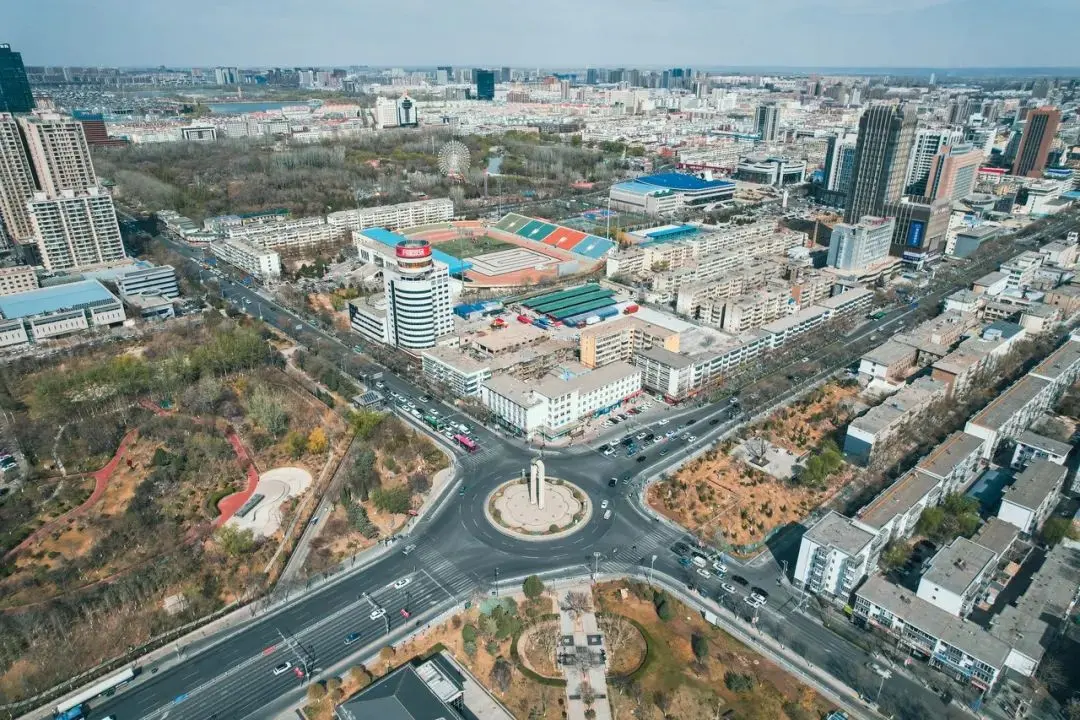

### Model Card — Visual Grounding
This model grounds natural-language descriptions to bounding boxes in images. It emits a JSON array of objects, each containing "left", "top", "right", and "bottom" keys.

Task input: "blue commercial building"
[
  {"left": 0, "top": 280, "right": 127, "bottom": 348},
  {"left": 609, "top": 172, "right": 735, "bottom": 216}
]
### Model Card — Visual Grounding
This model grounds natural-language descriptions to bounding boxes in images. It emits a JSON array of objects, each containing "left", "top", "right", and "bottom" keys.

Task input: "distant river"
[{"left": 207, "top": 101, "right": 303, "bottom": 115}]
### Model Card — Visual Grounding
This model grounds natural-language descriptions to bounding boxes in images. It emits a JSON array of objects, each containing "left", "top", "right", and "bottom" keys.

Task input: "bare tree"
[
  {"left": 599, "top": 615, "right": 636, "bottom": 654},
  {"left": 746, "top": 435, "right": 770, "bottom": 466},
  {"left": 579, "top": 681, "right": 596, "bottom": 706},
  {"left": 563, "top": 590, "right": 592, "bottom": 616}
]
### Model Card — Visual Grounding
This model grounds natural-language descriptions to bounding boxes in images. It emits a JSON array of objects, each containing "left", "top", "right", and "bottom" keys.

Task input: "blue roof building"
[
  {"left": 0, "top": 280, "right": 126, "bottom": 349},
  {"left": 359, "top": 228, "right": 473, "bottom": 276},
  {"left": 610, "top": 172, "right": 735, "bottom": 217},
  {"left": 0, "top": 279, "right": 120, "bottom": 320}
]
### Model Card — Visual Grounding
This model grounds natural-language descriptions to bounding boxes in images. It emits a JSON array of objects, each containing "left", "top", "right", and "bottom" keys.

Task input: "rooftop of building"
[
  {"left": 1047, "top": 283, "right": 1080, "bottom": 297},
  {"left": 1015, "top": 430, "right": 1072, "bottom": 458},
  {"left": 990, "top": 540, "right": 1080, "bottom": 663},
  {"left": 335, "top": 659, "right": 464, "bottom": 720},
  {"left": 579, "top": 315, "right": 679, "bottom": 340},
  {"left": 421, "top": 346, "right": 491, "bottom": 374},
  {"left": 817, "top": 287, "right": 874, "bottom": 310},
  {"left": 1022, "top": 303, "right": 1061, "bottom": 319},
  {"left": 974, "top": 271, "right": 1007, "bottom": 287},
  {"left": 637, "top": 172, "right": 736, "bottom": 191},
  {"left": 535, "top": 360, "right": 640, "bottom": 400},
  {"left": 804, "top": 511, "right": 875, "bottom": 556},
  {"left": 1001, "top": 459, "right": 1067, "bottom": 512},
  {"left": 967, "top": 375, "right": 1052, "bottom": 432},
  {"left": 957, "top": 225, "right": 1002, "bottom": 239},
  {"left": 469, "top": 322, "right": 546, "bottom": 355},
  {"left": 0, "top": 279, "right": 119, "bottom": 320},
  {"left": 1030, "top": 337, "right": 1080, "bottom": 382},
  {"left": 482, "top": 373, "right": 543, "bottom": 408},
  {"left": 921, "top": 537, "right": 999, "bottom": 596},
  {"left": 947, "top": 289, "right": 984, "bottom": 305},
  {"left": 856, "top": 576, "right": 1012, "bottom": 669},
  {"left": 850, "top": 378, "right": 948, "bottom": 435},
  {"left": 636, "top": 345, "right": 695, "bottom": 370},
  {"left": 971, "top": 517, "right": 1019, "bottom": 560},
  {"left": 862, "top": 338, "right": 918, "bottom": 367},
  {"left": 916, "top": 431, "right": 985, "bottom": 480},
  {"left": 358, "top": 227, "right": 472, "bottom": 275},
  {"left": 857, "top": 470, "right": 940, "bottom": 530},
  {"left": 760, "top": 304, "right": 830, "bottom": 335}
]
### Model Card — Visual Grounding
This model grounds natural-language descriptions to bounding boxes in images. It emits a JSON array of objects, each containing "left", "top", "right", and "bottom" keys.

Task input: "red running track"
[{"left": 213, "top": 431, "right": 261, "bottom": 528}]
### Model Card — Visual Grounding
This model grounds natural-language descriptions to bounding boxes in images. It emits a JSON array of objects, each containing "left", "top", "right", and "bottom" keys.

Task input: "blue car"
[{"left": 344, "top": 632, "right": 361, "bottom": 645}]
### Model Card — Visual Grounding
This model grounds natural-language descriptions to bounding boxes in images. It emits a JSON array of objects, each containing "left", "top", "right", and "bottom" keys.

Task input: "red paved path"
[
  {"left": 212, "top": 432, "right": 261, "bottom": 528},
  {"left": 4, "top": 429, "right": 137, "bottom": 560}
]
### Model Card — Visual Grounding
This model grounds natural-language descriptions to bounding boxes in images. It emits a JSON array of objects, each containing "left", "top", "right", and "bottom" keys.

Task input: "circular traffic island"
[{"left": 485, "top": 478, "right": 591, "bottom": 541}]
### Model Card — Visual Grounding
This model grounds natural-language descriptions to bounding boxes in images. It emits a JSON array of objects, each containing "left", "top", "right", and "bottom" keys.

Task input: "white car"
[
  {"left": 687, "top": 435, "right": 697, "bottom": 443},
  {"left": 602, "top": 447, "right": 615, "bottom": 457},
  {"left": 712, "top": 560, "right": 727, "bottom": 574},
  {"left": 665, "top": 430, "right": 677, "bottom": 438},
  {"left": 720, "top": 583, "right": 737, "bottom": 594},
  {"left": 600, "top": 499, "right": 609, "bottom": 510},
  {"left": 744, "top": 596, "right": 765, "bottom": 609},
  {"left": 370, "top": 608, "right": 387, "bottom": 620},
  {"left": 750, "top": 591, "right": 767, "bottom": 605},
  {"left": 695, "top": 567, "right": 711, "bottom": 579},
  {"left": 272, "top": 661, "right": 292, "bottom": 675},
  {"left": 603, "top": 509, "right": 612, "bottom": 520},
  {"left": 393, "top": 577, "right": 411, "bottom": 590},
  {"left": 656, "top": 419, "right": 669, "bottom": 426},
  {"left": 636, "top": 432, "right": 648, "bottom": 440}
]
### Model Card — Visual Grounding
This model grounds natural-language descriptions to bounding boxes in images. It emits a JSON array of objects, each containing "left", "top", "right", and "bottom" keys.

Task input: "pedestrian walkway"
[
  {"left": 557, "top": 585, "right": 612, "bottom": 720},
  {"left": 409, "top": 545, "right": 477, "bottom": 599}
]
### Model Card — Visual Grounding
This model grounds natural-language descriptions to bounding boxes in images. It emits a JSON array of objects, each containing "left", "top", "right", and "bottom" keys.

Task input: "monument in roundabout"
[{"left": 485, "top": 457, "right": 592, "bottom": 539}]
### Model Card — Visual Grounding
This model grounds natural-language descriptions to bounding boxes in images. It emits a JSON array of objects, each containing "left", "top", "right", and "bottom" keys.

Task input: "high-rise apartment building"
[
  {"left": 754, "top": 103, "right": 780, "bottom": 143},
  {"left": 29, "top": 187, "right": 127, "bottom": 271},
  {"left": 17, "top": 112, "right": 97, "bottom": 195},
  {"left": 844, "top": 104, "right": 917, "bottom": 223},
  {"left": 0, "top": 113, "right": 37, "bottom": 245},
  {"left": 1012, "top": 106, "right": 1061, "bottom": 178},
  {"left": 474, "top": 70, "right": 495, "bottom": 101},
  {"left": 905, "top": 127, "right": 965, "bottom": 196},
  {"left": 925, "top": 144, "right": 982, "bottom": 202},
  {"left": 824, "top": 133, "right": 858, "bottom": 194},
  {"left": 0, "top": 44, "right": 33, "bottom": 114},
  {"left": 946, "top": 97, "right": 972, "bottom": 125}
]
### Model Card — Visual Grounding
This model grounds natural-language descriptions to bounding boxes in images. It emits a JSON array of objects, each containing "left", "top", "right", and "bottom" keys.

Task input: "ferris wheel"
[{"left": 438, "top": 140, "right": 471, "bottom": 179}]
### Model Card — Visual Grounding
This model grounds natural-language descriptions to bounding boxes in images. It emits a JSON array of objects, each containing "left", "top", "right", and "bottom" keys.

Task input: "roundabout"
[{"left": 485, "top": 477, "right": 591, "bottom": 540}]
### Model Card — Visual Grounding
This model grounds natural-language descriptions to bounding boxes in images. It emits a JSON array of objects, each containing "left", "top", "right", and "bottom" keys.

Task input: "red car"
[
  {"left": 407, "top": 509, "right": 419, "bottom": 516},
  {"left": 400, "top": 608, "right": 411, "bottom": 619}
]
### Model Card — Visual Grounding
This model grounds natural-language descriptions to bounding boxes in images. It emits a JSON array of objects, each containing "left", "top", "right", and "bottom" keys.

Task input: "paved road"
[{"left": 73, "top": 211, "right": 1078, "bottom": 720}]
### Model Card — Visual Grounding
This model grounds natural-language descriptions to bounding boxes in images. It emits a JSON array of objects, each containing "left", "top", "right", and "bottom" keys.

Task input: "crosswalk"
[
  {"left": 407, "top": 544, "right": 479, "bottom": 599},
  {"left": 603, "top": 524, "right": 679, "bottom": 569}
]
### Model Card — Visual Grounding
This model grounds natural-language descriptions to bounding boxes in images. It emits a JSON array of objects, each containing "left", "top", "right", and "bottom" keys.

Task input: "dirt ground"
[
  {"left": 594, "top": 581, "right": 830, "bottom": 720},
  {"left": 648, "top": 381, "right": 859, "bottom": 548}
]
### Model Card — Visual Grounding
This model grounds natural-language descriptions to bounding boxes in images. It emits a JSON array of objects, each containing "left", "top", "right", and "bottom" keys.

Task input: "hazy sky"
[{"left": 8, "top": 0, "right": 1080, "bottom": 69}]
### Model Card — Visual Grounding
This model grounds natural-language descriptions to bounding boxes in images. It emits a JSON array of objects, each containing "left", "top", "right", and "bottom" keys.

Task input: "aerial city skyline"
[{"left": 0, "top": 9, "right": 1078, "bottom": 720}]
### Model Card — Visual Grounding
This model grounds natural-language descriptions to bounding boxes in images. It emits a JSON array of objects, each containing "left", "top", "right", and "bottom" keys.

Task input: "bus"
[
  {"left": 454, "top": 434, "right": 478, "bottom": 453},
  {"left": 55, "top": 666, "right": 136, "bottom": 718},
  {"left": 424, "top": 415, "right": 444, "bottom": 430},
  {"left": 869, "top": 310, "right": 887, "bottom": 320}
]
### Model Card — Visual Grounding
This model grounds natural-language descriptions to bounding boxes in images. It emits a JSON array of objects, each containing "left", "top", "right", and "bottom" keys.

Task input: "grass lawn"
[{"left": 436, "top": 235, "right": 518, "bottom": 259}]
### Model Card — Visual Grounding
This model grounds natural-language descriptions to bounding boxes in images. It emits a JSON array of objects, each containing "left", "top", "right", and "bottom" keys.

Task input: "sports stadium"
[{"left": 399, "top": 213, "right": 617, "bottom": 287}]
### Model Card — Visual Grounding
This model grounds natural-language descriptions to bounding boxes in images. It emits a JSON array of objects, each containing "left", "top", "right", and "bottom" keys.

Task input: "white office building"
[
  {"left": 480, "top": 361, "right": 642, "bottom": 439},
  {"left": 226, "top": 216, "right": 348, "bottom": 253},
  {"left": 210, "top": 238, "right": 282, "bottom": 279},
  {"left": 327, "top": 198, "right": 454, "bottom": 233},
  {"left": 905, "top": 127, "right": 965, "bottom": 196},
  {"left": 827, "top": 216, "right": 895, "bottom": 271},
  {"left": 349, "top": 238, "right": 453, "bottom": 351}
]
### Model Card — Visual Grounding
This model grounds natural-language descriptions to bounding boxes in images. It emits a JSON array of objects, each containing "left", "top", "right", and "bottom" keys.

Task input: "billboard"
[
  {"left": 395, "top": 242, "right": 432, "bottom": 259},
  {"left": 906, "top": 220, "right": 925, "bottom": 248}
]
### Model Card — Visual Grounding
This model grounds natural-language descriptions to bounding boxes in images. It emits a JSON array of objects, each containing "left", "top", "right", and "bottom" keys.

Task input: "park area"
[
  {"left": 649, "top": 381, "right": 860, "bottom": 550},
  {"left": 0, "top": 319, "right": 351, "bottom": 705},
  {"left": 303, "top": 578, "right": 829, "bottom": 720}
]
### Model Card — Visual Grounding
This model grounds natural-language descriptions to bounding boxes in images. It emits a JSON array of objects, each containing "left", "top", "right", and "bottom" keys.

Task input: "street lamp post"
[
  {"left": 648, "top": 554, "right": 656, "bottom": 586},
  {"left": 493, "top": 567, "right": 499, "bottom": 597}
]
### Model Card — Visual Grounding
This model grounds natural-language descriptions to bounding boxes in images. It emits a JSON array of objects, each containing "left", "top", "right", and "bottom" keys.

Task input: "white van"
[{"left": 691, "top": 555, "right": 708, "bottom": 569}]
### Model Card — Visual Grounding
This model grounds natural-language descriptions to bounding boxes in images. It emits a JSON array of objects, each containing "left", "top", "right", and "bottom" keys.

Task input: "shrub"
[
  {"left": 462, "top": 624, "right": 478, "bottom": 643},
  {"left": 485, "top": 639, "right": 500, "bottom": 655},
  {"left": 724, "top": 671, "right": 756, "bottom": 692},
  {"left": 690, "top": 633, "right": 708, "bottom": 661},
  {"left": 523, "top": 575, "right": 545, "bottom": 599},
  {"left": 371, "top": 486, "right": 411, "bottom": 515}
]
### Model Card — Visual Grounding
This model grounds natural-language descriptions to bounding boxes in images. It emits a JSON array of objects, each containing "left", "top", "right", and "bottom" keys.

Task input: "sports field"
[{"left": 436, "top": 234, "right": 519, "bottom": 259}]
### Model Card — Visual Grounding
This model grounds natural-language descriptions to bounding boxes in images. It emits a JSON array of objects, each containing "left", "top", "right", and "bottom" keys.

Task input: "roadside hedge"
[{"left": 596, "top": 612, "right": 654, "bottom": 682}]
